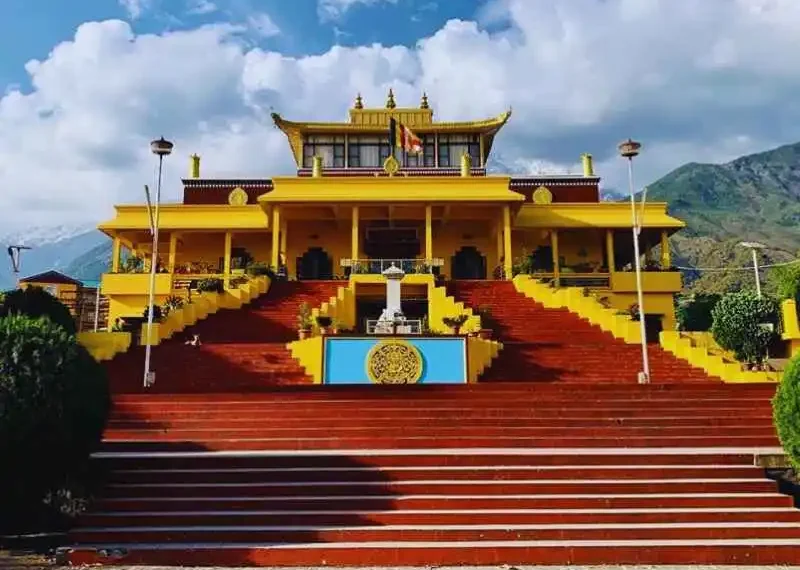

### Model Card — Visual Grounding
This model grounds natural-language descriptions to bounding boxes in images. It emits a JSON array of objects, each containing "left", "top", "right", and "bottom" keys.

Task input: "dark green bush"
[
  {"left": 0, "top": 286, "right": 76, "bottom": 334},
  {"left": 142, "top": 304, "right": 163, "bottom": 322},
  {"left": 246, "top": 262, "right": 275, "bottom": 278},
  {"left": 711, "top": 291, "right": 780, "bottom": 365},
  {"left": 0, "top": 314, "right": 110, "bottom": 529},
  {"left": 676, "top": 293, "right": 721, "bottom": 331},
  {"left": 197, "top": 277, "right": 224, "bottom": 293},
  {"left": 773, "top": 353, "right": 800, "bottom": 469}
]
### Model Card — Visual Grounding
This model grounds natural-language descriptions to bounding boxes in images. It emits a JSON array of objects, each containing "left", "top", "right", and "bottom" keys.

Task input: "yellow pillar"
[
  {"left": 280, "top": 221, "right": 288, "bottom": 266},
  {"left": 351, "top": 206, "right": 359, "bottom": 260},
  {"left": 605, "top": 229, "right": 615, "bottom": 274},
  {"left": 660, "top": 230, "right": 671, "bottom": 268},
  {"left": 425, "top": 205, "right": 433, "bottom": 260},
  {"left": 271, "top": 207, "right": 281, "bottom": 270},
  {"left": 502, "top": 206, "right": 512, "bottom": 280},
  {"left": 551, "top": 230, "right": 560, "bottom": 285},
  {"left": 495, "top": 222, "right": 503, "bottom": 278},
  {"left": 168, "top": 233, "right": 178, "bottom": 273},
  {"left": 223, "top": 231, "right": 232, "bottom": 288},
  {"left": 111, "top": 237, "right": 121, "bottom": 273}
]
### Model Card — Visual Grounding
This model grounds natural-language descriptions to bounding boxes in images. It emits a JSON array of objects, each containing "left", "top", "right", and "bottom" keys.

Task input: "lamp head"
[
  {"left": 150, "top": 137, "right": 174, "bottom": 157},
  {"left": 618, "top": 138, "right": 641, "bottom": 159}
]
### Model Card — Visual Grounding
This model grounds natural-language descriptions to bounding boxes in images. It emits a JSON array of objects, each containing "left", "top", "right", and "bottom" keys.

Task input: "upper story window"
[
  {"left": 302, "top": 135, "right": 345, "bottom": 168},
  {"left": 438, "top": 133, "right": 480, "bottom": 167},
  {"left": 347, "top": 136, "right": 391, "bottom": 168},
  {"left": 401, "top": 135, "right": 435, "bottom": 168}
]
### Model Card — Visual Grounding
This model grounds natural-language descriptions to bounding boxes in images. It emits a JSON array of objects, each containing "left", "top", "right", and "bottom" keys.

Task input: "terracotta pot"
[
  {"left": 319, "top": 327, "right": 328, "bottom": 336},
  {"left": 478, "top": 328, "right": 493, "bottom": 340},
  {"left": 298, "top": 328, "right": 311, "bottom": 340}
]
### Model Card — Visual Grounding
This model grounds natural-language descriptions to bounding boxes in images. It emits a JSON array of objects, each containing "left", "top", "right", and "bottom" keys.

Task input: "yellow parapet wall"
[
  {"left": 513, "top": 275, "right": 642, "bottom": 343},
  {"left": 312, "top": 283, "right": 357, "bottom": 334},
  {"left": 286, "top": 335, "right": 324, "bottom": 383},
  {"left": 659, "top": 331, "right": 780, "bottom": 383},
  {"left": 782, "top": 299, "right": 800, "bottom": 357},
  {"left": 77, "top": 331, "right": 132, "bottom": 361},
  {"left": 467, "top": 336, "right": 503, "bottom": 383},
  {"left": 428, "top": 283, "right": 481, "bottom": 334}
]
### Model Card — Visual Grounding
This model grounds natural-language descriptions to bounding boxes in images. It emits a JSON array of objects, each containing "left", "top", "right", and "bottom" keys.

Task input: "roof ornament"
[
  {"left": 354, "top": 93, "right": 363, "bottom": 110},
  {"left": 420, "top": 92, "right": 429, "bottom": 109},
  {"left": 386, "top": 88, "right": 396, "bottom": 109}
]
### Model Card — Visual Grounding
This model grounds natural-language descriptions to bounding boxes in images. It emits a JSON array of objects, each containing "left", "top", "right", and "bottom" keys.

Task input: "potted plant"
[
  {"left": 297, "top": 303, "right": 312, "bottom": 339},
  {"left": 475, "top": 305, "right": 493, "bottom": 339},
  {"left": 316, "top": 314, "right": 333, "bottom": 335},
  {"left": 442, "top": 314, "right": 468, "bottom": 335}
]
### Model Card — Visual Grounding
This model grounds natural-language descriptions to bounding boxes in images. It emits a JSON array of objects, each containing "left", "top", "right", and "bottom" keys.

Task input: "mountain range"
[{"left": 2, "top": 142, "right": 798, "bottom": 294}]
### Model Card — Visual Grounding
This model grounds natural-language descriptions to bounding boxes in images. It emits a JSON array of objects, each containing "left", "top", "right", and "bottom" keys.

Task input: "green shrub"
[
  {"left": 0, "top": 314, "right": 110, "bottom": 528},
  {"left": 246, "top": 262, "right": 275, "bottom": 278},
  {"left": 711, "top": 291, "right": 780, "bottom": 365},
  {"left": 773, "top": 353, "right": 800, "bottom": 469},
  {"left": 769, "top": 263, "right": 800, "bottom": 304},
  {"left": 676, "top": 293, "right": 721, "bottom": 331},
  {"left": 0, "top": 286, "right": 76, "bottom": 334},
  {"left": 197, "top": 277, "right": 224, "bottom": 293},
  {"left": 142, "top": 304, "right": 163, "bottom": 322}
]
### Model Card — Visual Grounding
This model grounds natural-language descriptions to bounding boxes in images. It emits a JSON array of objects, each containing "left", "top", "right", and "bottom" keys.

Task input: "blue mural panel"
[{"left": 324, "top": 337, "right": 466, "bottom": 384}]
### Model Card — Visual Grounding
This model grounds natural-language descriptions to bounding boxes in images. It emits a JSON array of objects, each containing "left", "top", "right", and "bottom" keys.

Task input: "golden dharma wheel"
[
  {"left": 532, "top": 186, "right": 553, "bottom": 205},
  {"left": 366, "top": 340, "right": 423, "bottom": 384},
  {"left": 228, "top": 187, "right": 248, "bottom": 206}
]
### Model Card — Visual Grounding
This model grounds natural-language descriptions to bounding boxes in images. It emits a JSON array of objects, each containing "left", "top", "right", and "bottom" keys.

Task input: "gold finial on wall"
[
  {"left": 354, "top": 93, "right": 363, "bottom": 109},
  {"left": 420, "top": 92, "right": 429, "bottom": 109},
  {"left": 312, "top": 155, "right": 324, "bottom": 177},
  {"left": 581, "top": 153, "right": 594, "bottom": 177},
  {"left": 386, "top": 88, "right": 396, "bottom": 109},
  {"left": 190, "top": 154, "right": 201, "bottom": 178},
  {"left": 460, "top": 152, "right": 472, "bottom": 177}
]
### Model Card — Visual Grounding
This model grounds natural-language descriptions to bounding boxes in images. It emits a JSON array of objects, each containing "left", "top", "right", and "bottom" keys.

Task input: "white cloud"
[
  {"left": 247, "top": 13, "right": 281, "bottom": 38},
  {"left": 3, "top": 0, "right": 800, "bottom": 232},
  {"left": 317, "top": 0, "right": 399, "bottom": 22},
  {"left": 118, "top": 0, "right": 151, "bottom": 19},
  {"left": 187, "top": 0, "right": 217, "bottom": 15}
]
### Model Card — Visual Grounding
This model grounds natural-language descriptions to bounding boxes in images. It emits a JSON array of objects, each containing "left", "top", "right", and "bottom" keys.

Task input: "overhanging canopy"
[{"left": 514, "top": 203, "right": 685, "bottom": 230}]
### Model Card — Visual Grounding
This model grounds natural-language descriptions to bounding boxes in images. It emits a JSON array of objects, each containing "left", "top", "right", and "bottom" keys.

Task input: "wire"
[{"left": 674, "top": 258, "right": 800, "bottom": 272}]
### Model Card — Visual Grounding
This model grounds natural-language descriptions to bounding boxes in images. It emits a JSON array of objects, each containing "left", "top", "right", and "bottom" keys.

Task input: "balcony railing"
[
  {"left": 341, "top": 258, "right": 444, "bottom": 275},
  {"left": 366, "top": 319, "right": 423, "bottom": 335}
]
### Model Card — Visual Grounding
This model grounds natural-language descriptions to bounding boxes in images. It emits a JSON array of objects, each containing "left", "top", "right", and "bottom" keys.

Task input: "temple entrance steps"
[
  {"left": 446, "top": 280, "right": 713, "bottom": 383},
  {"left": 103, "top": 280, "right": 341, "bottom": 393},
  {"left": 65, "top": 383, "right": 800, "bottom": 566}
]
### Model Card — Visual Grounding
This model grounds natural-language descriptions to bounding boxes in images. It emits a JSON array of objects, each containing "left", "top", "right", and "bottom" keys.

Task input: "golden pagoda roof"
[{"left": 271, "top": 91, "right": 512, "bottom": 166}]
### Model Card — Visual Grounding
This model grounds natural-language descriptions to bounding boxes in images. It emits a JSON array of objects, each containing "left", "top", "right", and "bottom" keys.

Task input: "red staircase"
[
  {"left": 66, "top": 383, "right": 798, "bottom": 566},
  {"left": 104, "top": 280, "right": 340, "bottom": 393},
  {"left": 447, "top": 280, "right": 714, "bottom": 383}
]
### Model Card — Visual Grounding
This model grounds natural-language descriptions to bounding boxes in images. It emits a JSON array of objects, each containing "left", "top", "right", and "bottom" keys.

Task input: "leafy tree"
[
  {"left": 0, "top": 314, "right": 110, "bottom": 529},
  {"left": 710, "top": 291, "right": 780, "bottom": 365},
  {"left": 768, "top": 262, "right": 800, "bottom": 303},
  {"left": 0, "top": 286, "right": 76, "bottom": 334},
  {"left": 773, "top": 353, "right": 800, "bottom": 470},
  {"left": 676, "top": 293, "right": 721, "bottom": 331}
]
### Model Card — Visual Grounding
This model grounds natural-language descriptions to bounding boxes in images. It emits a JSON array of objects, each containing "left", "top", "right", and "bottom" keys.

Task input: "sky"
[{"left": 1, "top": 0, "right": 800, "bottom": 232}]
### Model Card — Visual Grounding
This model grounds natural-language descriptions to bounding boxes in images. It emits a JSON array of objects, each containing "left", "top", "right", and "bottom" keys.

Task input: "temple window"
[
  {"left": 347, "top": 136, "right": 391, "bottom": 167},
  {"left": 402, "top": 135, "right": 435, "bottom": 167},
  {"left": 302, "top": 135, "right": 345, "bottom": 168},
  {"left": 438, "top": 134, "right": 480, "bottom": 167}
]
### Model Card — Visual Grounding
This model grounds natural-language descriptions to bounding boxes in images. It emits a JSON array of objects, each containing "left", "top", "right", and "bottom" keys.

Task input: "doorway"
[
  {"left": 451, "top": 246, "right": 487, "bottom": 279},
  {"left": 297, "top": 247, "right": 333, "bottom": 280}
]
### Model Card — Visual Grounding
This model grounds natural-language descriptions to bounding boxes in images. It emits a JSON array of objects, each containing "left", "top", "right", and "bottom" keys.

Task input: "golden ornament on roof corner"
[
  {"left": 532, "top": 186, "right": 553, "bottom": 205},
  {"left": 228, "top": 187, "right": 248, "bottom": 206},
  {"left": 354, "top": 93, "right": 363, "bottom": 109},
  {"left": 366, "top": 340, "right": 423, "bottom": 384},
  {"left": 386, "top": 88, "right": 396, "bottom": 109},
  {"left": 420, "top": 92, "right": 429, "bottom": 109}
]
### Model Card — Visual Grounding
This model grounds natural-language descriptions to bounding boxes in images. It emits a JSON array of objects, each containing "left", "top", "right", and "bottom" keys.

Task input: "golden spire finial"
[
  {"left": 420, "top": 92, "right": 429, "bottom": 109},
  {"left": 386, "top": 88, "right": 396, "bottom": 109},
  {"left": 354, "top": 93, "right": 363, "bottom": 109}
]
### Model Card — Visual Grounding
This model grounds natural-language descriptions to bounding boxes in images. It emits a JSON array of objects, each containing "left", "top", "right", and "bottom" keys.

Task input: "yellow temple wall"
[
  {"left": 512, "top": 229, "right": 606, "bottom": 269},
  {"left": 606, "top": 291, "right": 677, "bottom": 331},
  {"left": 285, "top": 221, "right": 350, "bottom": 278},
  {"left": 434, "top": 221, "right": 496, "bottom": 278},
  {"left": 230, "top": 233, "right": 273, "bottom": 265},
  {"left": 174, "top": 233, "right": 227, "bottom": 270}
]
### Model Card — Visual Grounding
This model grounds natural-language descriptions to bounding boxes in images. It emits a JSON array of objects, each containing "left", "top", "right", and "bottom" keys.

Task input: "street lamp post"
[
  {"left": 619, "top": 138, "right": 650, "bottom": 384},
  {"left": 739, "top": 241, "right": 766, "bottom": 298},
  {"left": 143, "top": 136, "right": 174, "bottom": 388}
]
